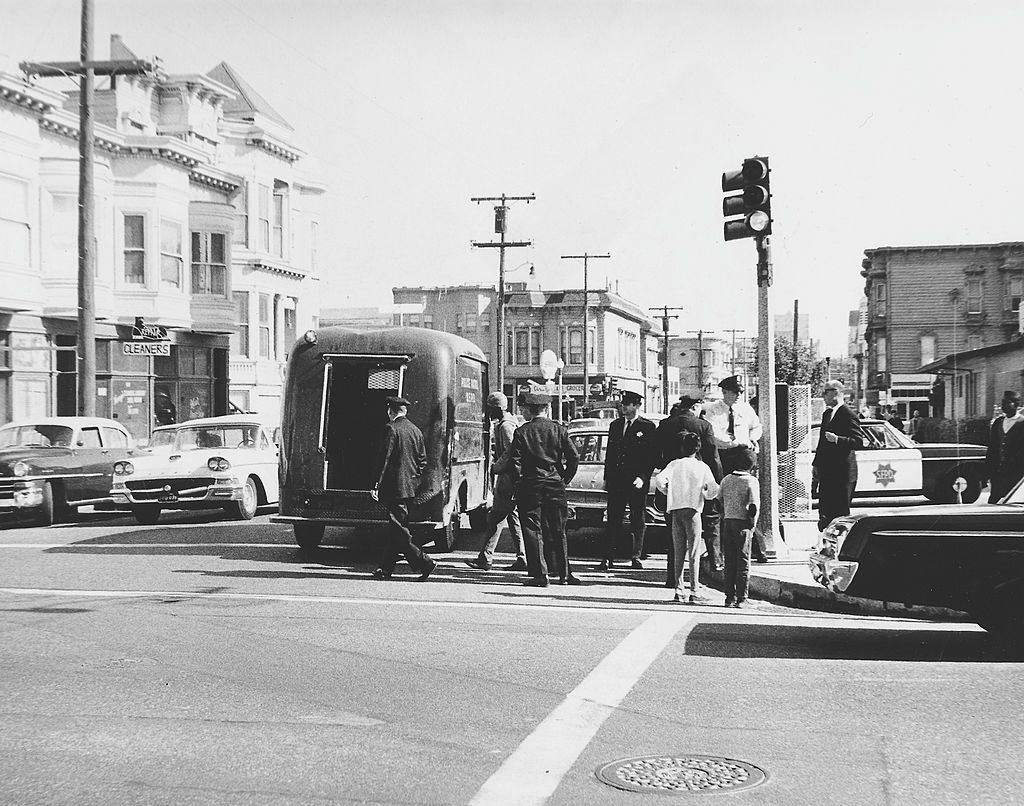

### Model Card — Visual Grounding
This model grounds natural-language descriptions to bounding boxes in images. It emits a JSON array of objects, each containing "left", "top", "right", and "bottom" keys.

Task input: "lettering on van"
[{"left": 460, "top": 376, "right": 480, "bottom": 390}]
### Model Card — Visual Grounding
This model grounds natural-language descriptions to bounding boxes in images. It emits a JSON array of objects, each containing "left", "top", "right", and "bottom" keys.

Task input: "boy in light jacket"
[{"left": 718, "top": 447, "right": 760, "bottom": 607}]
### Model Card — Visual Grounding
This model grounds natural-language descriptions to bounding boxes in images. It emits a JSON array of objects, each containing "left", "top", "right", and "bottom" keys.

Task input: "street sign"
[
  {"left": 123, "top": 341, "right": 170, "bottom": 356},
  {"left": 539, "top": 349, "right": 558, "bottom": 380}
]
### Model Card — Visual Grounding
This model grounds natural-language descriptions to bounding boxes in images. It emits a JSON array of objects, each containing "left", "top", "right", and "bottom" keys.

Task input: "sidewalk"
[{"left": 721, "top": 517, "right": 970, "bottom": 622}]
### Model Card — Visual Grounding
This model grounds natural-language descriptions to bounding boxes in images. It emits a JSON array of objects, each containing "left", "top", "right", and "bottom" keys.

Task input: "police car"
[{"left": 800, "top": 418, "right": 987, "bottom": 504}]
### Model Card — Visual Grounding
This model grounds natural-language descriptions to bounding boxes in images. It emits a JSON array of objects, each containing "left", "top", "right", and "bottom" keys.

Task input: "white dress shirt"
[{"left": 704, "top": 399, "right": 763, "bottom": 450}]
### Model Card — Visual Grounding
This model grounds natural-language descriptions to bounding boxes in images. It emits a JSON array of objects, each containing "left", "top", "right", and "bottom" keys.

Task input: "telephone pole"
[
  {"left": 21, "top": 1, "right": 160, "bottom": 415},
  {"left": 471, "top": 193, "right": 535, "bottom": 394},
  {"left": 561, "top": 253, "right": 610, "bottom": 408},
  {"left": 649, "top": 306, "right": 683, "bottom": 414},
  {"left": 687, "top": 329, "right": 715, "bottom": 393},
  {"left": 722, "top": 328, "right": 746, "bottom": 379}
]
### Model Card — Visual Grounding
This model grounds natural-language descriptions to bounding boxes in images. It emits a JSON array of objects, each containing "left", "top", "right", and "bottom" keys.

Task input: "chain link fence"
[{"left": 778, "top": 384, "right": 815, "bottom": 517}]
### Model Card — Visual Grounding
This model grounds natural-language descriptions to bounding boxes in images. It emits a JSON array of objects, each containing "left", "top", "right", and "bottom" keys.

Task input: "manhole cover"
[{"left": 596, "top": 755, "right": 766, "bottom": 795}]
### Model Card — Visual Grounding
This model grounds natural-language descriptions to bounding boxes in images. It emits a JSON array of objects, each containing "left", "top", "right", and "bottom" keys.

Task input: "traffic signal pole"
[{"left": 755, "top": 235, "right": 781, "bottom": 559}]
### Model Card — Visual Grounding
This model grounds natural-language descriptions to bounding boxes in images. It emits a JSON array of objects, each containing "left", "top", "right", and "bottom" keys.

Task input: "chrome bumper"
[{"left": 809, "top": 551, "right": 859, "bottom": 593}]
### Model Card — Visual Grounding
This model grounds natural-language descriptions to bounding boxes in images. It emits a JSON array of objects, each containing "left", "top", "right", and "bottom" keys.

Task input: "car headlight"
[
  {"left": 207, "top": 457, "right": 231, "bottom": 472},
  {"left": 12, "top": 460, "right": 30, "bottom": 477},
  {"left": 820, "top": 519, "right": 853, "bottom": 559},
  {"left": 113, "top": 461, "right": 134, "bottom": 475}
]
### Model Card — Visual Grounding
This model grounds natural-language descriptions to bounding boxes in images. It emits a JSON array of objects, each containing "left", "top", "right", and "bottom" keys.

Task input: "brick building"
[
  {"left": 0, "top": 37, "right": 323, "bottom": 436},
  {"left": 861, "top": 243, "right": 1024, "bottom": 418}
]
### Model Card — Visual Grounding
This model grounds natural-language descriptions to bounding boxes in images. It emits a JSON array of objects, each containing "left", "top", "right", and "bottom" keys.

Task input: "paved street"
[{"left": 1, "top": 512, "right": 1022, "bottom": 806}]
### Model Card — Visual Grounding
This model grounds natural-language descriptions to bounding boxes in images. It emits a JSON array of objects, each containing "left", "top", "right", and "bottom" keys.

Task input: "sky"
[{"left": 3, "top": 0, "right": 1023, "bottom": 358}]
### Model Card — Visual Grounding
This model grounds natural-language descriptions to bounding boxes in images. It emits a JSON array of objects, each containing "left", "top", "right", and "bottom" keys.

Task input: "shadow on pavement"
[{"left": 683, "top": 621, "right": 1024, "bottom": 662}]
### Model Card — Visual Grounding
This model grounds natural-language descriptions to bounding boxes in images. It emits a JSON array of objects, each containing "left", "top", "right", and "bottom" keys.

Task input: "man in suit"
[
  {"left": 654, "top": 394, "right": 724, "bottom": 584},
  {"left": 508, "top": 392, "right": 580, "bottom": 586},
  {"left": 812, "top": 380, "right": 865, "bottom": 532},
  {"left": 370, "top": 396, "right": 436, "bottom": 581},
  {"left": 599, "top": 390, "right": 657, "bottom": 570},
  {"left": 465, "top": 391, "right": 527, "bottom": 571},
  {"left": 987, "top": 390, "right": 1024, "bottom": 502}
]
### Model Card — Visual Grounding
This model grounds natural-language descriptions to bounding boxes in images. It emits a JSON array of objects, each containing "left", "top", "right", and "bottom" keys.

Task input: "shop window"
[
  {"left": 12, "top": 376, "right": 48, "bottom": 419},
  {"left": 160, "top": 219, "right": 183, "bottom": 288},
  {"left": 11, "top": 333, "right": 50, "bottom": 371},
  {"left": 123, "top": 214, "right": 146, "bottom": 284},
  {"left": 178, "top": 346, "right": 210, "bottom": 377},
  {"left": 259, "top": 294, "right": 271, "bottom": 358},
  {"left": 191, "top": 232, "right": 227, "bottom": 295},
  {"left": 0, "top": 174, "right": 30, "bottom": 266},
  {"left": 232, "top": 291, "right": 250, "bottom": 357},
  {"left": 232, "top": 183, "right": 248, "bottom": 247}
]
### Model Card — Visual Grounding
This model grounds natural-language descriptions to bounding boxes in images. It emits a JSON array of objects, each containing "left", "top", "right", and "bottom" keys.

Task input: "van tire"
[
  {"left": 294, "top": 522, "right": 324, "bottom": 549},
  {"left": 433, "top": 515, "right": 461, "bottom": 552}
]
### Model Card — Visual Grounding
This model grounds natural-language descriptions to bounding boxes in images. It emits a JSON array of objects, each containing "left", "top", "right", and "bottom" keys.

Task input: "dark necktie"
[
  {"left": 822, "top": 408, "right": 833, "bottom": 429},
  {"left": 727, "top": 406, "right": 735, "bottom": 438}
]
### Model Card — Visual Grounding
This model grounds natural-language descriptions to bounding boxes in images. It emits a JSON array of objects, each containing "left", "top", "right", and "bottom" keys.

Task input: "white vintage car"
[{"left": 110, "top": 415, "right": 279, "bottom": 524}]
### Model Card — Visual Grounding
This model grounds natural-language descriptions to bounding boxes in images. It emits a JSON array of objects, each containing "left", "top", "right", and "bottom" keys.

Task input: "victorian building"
[{"left": 0, "top": 36, "right": 323, "bottom": 437}]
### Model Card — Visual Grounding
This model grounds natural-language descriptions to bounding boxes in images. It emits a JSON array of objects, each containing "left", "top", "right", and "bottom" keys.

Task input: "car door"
[
  {"left": 69, "top": 425, "right": 110, "bottom": 502},
  {"left": 855, "top": 422, "right": 923, "bottom": 495},
  {"left": 256, "top": 427, "right": 280, "bottom": 503}
]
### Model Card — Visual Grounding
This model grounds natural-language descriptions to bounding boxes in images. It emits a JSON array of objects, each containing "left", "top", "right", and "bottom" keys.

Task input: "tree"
[{"left": 752, "top": 336, "right": 830, "bottom": 394}]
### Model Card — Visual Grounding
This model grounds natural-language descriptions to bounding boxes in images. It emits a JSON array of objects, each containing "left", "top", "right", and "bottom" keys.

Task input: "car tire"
[
  {"left": 132, "top": 505, "right": 162, "bottom": 525},
  {"left": 228, "top": 477, "right": 259, "bottom": 520},
  {"left": 294, "top": 522, "right": 324, "bottom": 549},
  {"left": 36, "top": 482, "right": 58, "bottom": 526},
  {"left": 929, "top": 467, "right": 983, "bottom": 504}
]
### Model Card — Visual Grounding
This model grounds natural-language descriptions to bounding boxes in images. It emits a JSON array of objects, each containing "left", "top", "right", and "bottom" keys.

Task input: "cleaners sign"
[{"left": 123, "top": 317, "right": 171, "bottom": 356}]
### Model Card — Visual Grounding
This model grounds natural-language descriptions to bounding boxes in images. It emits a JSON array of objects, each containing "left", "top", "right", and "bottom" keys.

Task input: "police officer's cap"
[
  {"left": 620, "top": 390, "right": 643, "bottom": 406},
  {"left": 678, "top": 394, "right": 703, "bottom": 410},
  {"left": 518, "top": 392, "right": 550, "bottom": 406},
  {"left": 385, "top": 396, "right": 412, "bottom": 408},
  {"left": 718, "top": 375, "right": 743, "bottom": 393}
]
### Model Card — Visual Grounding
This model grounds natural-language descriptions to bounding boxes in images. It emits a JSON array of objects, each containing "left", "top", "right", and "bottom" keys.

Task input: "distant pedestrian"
[
  {"left": 371, "top": 397, "right": 436, "bottom": 582},
  {"left": 908, "top": 409, "right": 925, "bottom": 442},
  {"left": 654, "top": 432, "right": 720, "bottom": 604},
  {"left": 599, "top": 390, "right": 657, "bottom": 570},
  {"left": 813, "top": 380, "right": 865, "bottom": 532},
  {"left": 508, "top": 392, "right": 581, "bottom": 586},
  {"left": 465, "top": 392, "right": 527, "bottom": 572},
  {"left": 885, "top": 406, "right": 905, "bottom": 433},
  {"left": 718, "top": 447, "right": 760, "bottom": 608},
  {"left": 986, "top": 390, "right": 1024, "bottom": 502}
]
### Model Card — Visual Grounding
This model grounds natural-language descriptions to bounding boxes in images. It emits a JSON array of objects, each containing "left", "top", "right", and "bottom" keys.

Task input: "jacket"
[
  {"left": 603, "top": 415, "right": 657, "bottom": 493},
  {"left": 374, "top": 415, "right": 427, "bottom": 500}
]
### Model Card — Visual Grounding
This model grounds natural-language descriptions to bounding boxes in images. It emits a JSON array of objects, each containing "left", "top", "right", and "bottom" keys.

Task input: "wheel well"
[{"left": 249, "top": 474, "right": 268, "bottom": 505}]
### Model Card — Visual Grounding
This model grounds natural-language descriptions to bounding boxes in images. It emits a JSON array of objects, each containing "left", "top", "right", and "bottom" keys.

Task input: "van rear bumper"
[{"left": 272, "top": 514, "right": 444, "bottom": 530}]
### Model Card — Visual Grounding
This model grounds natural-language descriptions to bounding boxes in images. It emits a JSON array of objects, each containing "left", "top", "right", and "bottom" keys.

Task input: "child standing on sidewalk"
[
  {"left": 718, "top": 447, "right": 760, "bottom": 608},
  {"left": 654, "top": 432, "right": 720, "bottom": 604}
]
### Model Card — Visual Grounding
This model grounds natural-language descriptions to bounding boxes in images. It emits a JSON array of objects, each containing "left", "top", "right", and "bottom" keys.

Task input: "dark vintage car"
[
  {"left": 0, "top": 417, "right": 135, "bottom": 525},
  {"left": 796, "top": 418, "right": 988, "bottom": 504},
  {"left": 565, "top": 416, "right": 667, "bottom": 531},
  {"left": 810, "top": 476, "right": 1024, "bottom": 634}
]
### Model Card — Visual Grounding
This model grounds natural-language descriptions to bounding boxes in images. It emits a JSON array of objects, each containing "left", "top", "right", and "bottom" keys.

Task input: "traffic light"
[
  {"left": 608, "top": 377, "right": 618, "bottom": 392},
  {"left": 722, "top": 156, "right": 771, "bottom": 241}
]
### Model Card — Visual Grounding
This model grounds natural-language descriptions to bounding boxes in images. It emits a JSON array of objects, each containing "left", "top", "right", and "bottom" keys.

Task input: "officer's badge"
[{"left": 873, "top": 463, "right": 896, "bottom": 487}]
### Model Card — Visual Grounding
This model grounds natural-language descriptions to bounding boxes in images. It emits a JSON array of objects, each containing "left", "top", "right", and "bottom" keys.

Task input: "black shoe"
[
  {"left": 753, "top": 556, "right": 769, "bottom": 564},
  {"left": 630, "top": 559, "right": 643, "bottom": 570},
  {"left": 524, "top": 576, "right": 549, "bottom": 587},
  {"left": 417, "top": 560, "right": 436, "bottom": 582},
  {"left": 560, "top": 575, "right": 583, "bottom": 586},
  {"left": 464, "top": 558, "right": 491, "bottom": 571},
  {"left": 664, "top": 580, "right": 677, "bottom": 589},
  {"left": 372, "top": 568, "right": 391, "bottom": 580},
  {"left": 597, "top": 559, "right": 615, "bottom": 571},
  {"left": 505, "top": 558, "right": 529, "bottom": 571}
]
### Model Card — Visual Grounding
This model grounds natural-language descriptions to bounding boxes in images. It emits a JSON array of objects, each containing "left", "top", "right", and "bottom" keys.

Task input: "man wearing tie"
[
  {"left": 600, "top": 390, "right": 657, "bottom": 570},
  {"left": 705, "top": 376, "right": 762, "bottom": 475},
  {"left": 813, "top": 380, "right": 865, "bottom": 532}
]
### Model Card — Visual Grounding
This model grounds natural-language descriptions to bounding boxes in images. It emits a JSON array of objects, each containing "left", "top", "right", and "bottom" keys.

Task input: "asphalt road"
[{"left": 1, "top": 510, "right": 1022, "bottom": 806}]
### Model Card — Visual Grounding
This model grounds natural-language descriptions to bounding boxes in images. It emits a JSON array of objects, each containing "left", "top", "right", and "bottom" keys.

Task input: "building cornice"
[
  {"left": 189, "top": 164, "right": 241, "bottom": 193},
  {"left": 245, "top": 257, "right": 307, "bottom": 280},
  {"left": 0, "top": 73, "right": 64, "bottom": 113}
]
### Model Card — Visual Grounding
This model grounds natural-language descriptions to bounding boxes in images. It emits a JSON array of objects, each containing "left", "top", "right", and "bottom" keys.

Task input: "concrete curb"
[{"left": 701, "top": 556, "right": 972, "bottom": 622}]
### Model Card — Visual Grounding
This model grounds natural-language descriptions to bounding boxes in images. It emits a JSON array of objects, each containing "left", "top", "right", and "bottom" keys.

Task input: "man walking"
[
  {"left": 812, "top": 380, "right": 865, "bottom": 532},
  {"left": 654, "top": 394, "right": 723, "bottom": 583},
  {"left": 508, "top": 392, "right": 580, "bottom": 587},
  {"left": 599, "top": 390, "right": 657, "bottom": 570},
  {"left": 370, "top": 396, "right": 436, "bottom": 581},
  {"left": 987, "top": 390, "right": 1024, "bottom": 502},
  {"left": 466, "top": 392, "right": 528, "bottom": 571}
]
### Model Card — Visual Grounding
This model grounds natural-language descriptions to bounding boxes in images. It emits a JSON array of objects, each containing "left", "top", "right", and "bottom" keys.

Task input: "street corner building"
[{"left": 0, "top": 35, "right": 325, "bottom": 440}]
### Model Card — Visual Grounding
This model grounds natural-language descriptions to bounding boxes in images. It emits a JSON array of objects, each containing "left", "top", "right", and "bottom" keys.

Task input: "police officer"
[
  {"left": 508, "top": 392, "right": 581, "bottom": 586},
  {"left": 599, "top": 390, "right": 657, "bottom": 570},
  {"left": 705, "top": 375, "right": 762, "bottom": 475}
]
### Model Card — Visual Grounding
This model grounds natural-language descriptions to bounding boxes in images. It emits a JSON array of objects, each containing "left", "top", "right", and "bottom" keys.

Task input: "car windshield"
[
  {"left": 148, "top": 430, "right": 177, "bottom": 449},
  {"left": 0, "top": 424, "right": 74, "bottom": 448},
  {"left": 175, "top": 425, "right": 260, "bottom": 451},
  {"left": 810, "top": 420, "right": 915, "bottom": 451},
  {"left": 571, "top": 433, "right": 606, "bottom": 463}
]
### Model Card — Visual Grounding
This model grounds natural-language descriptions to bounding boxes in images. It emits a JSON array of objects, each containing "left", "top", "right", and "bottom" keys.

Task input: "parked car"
[
  {"left": 110, "top": 415, "right": 279, "bottom": 524},
  {"left": 794, "top": 418, "right": 987, "bottom": 504},
  {"left": 145, "top": 424, "right": 178, "bottom": 453},
  {"left": 565, "top": 418, "right": 667, "bottom": 531},
  {"left": 810, "top": 476, "right": 1024, "bottom": 635},
  {"left": 0, "top": 417, "right": 134, "bottom": 525}
]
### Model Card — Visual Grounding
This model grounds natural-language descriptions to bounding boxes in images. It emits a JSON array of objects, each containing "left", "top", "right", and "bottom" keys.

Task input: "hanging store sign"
[{"left": 123, "top": 341, "right": 171, "bottom": 356}]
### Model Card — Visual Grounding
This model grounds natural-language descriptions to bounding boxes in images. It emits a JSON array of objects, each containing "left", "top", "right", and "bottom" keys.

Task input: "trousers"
[
  {"left": 478, "top": 500, "right": 525, "bottom": 563},
  {"left": 669, "top": 508, "right": 702, "bottom": 595},
  {"left": 379, "top": 499, "right": 430, "bottom": 575},
  {"left": 604, "top": 486, "right": 647, "bottom": 560},
  {"left": 518, "top": 486, "right": 570, "bottom": 579},
  {"left": 722, "top": 518, "right": 753, "bottom": 601}
]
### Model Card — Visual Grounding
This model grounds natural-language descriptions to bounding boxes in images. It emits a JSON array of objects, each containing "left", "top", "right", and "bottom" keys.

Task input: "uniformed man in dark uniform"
[
  {"left": 508, "top": 392, "right": 581, "bottom": 586},
  {"left": 370, "top": 396, "right": 436, "bottom": 581},
  {"left": 600, "top": 390, "right": 657, "bottom": 570}
]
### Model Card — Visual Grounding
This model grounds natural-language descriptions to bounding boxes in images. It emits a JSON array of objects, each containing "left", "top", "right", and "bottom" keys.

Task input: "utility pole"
[
  {"left": 687, "top": 329, "right": 715, "bottom": 393},
  {"left": 471, "top": 193, "right": 535, "bottom": 395},
  {"left": 21, "top": 2, "right": 160, "bottom": 416},
  {"left": 723, "top": 328, "right": 746, "bottom": 379},
  {"left": 649, "top": 306, "right": 683, "bottom": 414},
  {"left": 560, "top": 253, "right": 610, "bottom": 408},
  {"left": 789, "top": 299, "right": 799, "bottom": 384}
]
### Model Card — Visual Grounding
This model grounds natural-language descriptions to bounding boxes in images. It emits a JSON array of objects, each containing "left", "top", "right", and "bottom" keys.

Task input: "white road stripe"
[
  {"left": 0, "top": 544, "right": 294, "bottom": 549},
  {"left": 469, "top": 612, "right": 692, "bottom": 806}
]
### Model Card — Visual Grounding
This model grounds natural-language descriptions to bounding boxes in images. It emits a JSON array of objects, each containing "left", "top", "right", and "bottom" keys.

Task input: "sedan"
[{"left": 110, "top": 415, "right": 279, "bottom": 524}]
